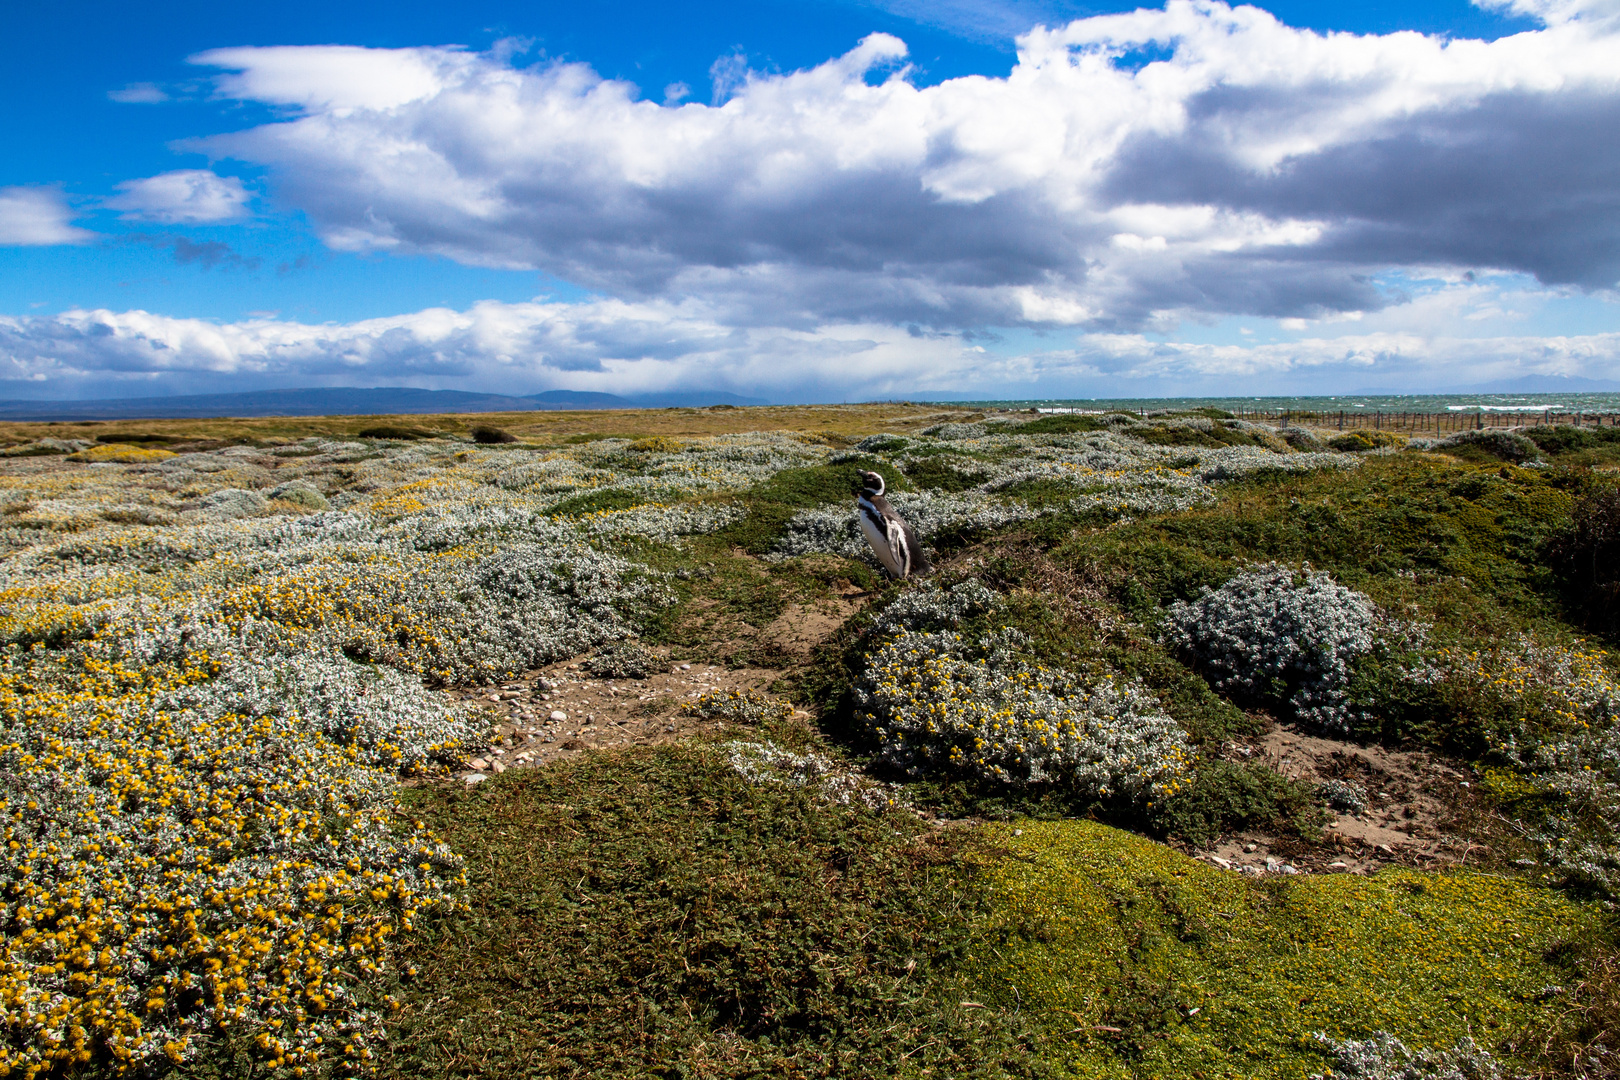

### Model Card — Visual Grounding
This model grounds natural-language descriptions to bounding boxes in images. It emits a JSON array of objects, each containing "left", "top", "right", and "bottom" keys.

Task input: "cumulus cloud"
[
  {"left": 1, "top": 297, "right": 1616, "bottom": 401},
  {"left": 0, "top": 300, "right": 973, "bottom": 400},
  {"left": 185, "top": 1, "right": 1620, "bottom": 333},
  {"left": 0, "top": 187, "right": 92, "bottom": 246},
  {"left": 104, "top": 170, "right": 252, "bottom": 224}
]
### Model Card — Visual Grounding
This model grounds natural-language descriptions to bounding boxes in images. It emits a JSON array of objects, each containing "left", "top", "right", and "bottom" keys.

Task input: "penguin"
[{"left": 856, "top": 470, "right": 931, "bottom": 580}]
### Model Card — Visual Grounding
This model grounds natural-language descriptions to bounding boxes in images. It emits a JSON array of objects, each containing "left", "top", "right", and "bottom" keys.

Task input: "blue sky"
[{"left": 1, "top": 0, "right": 1615, "bottom": 402}]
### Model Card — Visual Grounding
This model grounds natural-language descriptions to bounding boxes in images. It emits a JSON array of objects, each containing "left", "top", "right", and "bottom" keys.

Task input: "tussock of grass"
[{"left": 973, "top": 819, "right": 1606, "bottom": 1079}]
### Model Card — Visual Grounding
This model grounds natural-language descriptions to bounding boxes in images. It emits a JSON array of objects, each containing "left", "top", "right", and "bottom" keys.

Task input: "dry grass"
[{"left": 0, "top": 403, "right": 986, "bottom": 448}]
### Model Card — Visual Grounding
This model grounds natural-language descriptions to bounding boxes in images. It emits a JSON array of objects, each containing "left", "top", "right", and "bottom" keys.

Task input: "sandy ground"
[
  {"left": 444, "top": 654, "right": 801, "bottom": 781},
  {"left": 1197, "top": 721, "right": 1488, "bottom": 876}
]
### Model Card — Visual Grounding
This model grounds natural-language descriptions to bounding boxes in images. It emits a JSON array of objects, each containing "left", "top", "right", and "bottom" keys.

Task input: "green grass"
[
  {"left": 971, "top": 819, "right": 1608, "bottom": 1079},
  {"left": 372, "top": 760, "right": 1608, "bottom": 1080},
  {"left": 375, "top": 743, "right": 1049, "bottom": 1080},
  {"left": 720, "top": 457, "right": 904, "bottom": 553},
  {"left": 1059, "top": 455, "right": 1578, "bottom": 633}
]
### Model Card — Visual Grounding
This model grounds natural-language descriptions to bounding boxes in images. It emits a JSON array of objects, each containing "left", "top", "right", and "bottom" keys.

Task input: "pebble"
[
  {"left": 488, "top": 694, "right": 502, "bottom": 702},
  {"left": 491, "top": 760, "right": 507, "bottom": 774},
  {"left": 469, "top": 757, "right": 490, "bottom": 770},
  {"left": 1243, "top": 843, "right": 1258, "bottom": 853},
  {"left": 1265, "top": 856, "right": 1280, "bottom": 872},
  {"left": 1207, "top": 855, "right": 1232, "bottom": 870},
  {"left": 1328, "top": 861, "right": 1349, "bottom": 871},
  {"left": 464, "top": 773, "right": 488, "bottom": 785},
  {"left": 1280, "top": 864, "right": 1299, "bottom": 875},
  {"left": 550, "top": 710, "right": 567, "bottom": 722}
]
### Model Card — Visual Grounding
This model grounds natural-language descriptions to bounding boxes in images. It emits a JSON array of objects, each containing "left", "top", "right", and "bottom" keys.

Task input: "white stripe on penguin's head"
[{"left": 860, "top": 470, "right": 884, "bottom": 497}]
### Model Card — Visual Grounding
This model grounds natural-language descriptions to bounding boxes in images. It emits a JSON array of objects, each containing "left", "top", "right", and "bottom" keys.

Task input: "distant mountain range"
[{"left": 0, "top": 386, "right": 771, "bottom": 421}]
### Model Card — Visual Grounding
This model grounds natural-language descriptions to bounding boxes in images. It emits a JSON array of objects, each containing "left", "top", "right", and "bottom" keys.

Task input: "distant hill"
[
  {"left": 525, "top": 390, "right": 770, "bottom": 409},
  {"left": 0, "top": 386, "right": 772, "bottom": 421}
]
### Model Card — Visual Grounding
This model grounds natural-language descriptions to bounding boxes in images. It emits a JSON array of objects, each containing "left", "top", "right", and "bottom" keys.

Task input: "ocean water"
[{"left": 935, "top": 392, "right": 1620, "bottom": 415}]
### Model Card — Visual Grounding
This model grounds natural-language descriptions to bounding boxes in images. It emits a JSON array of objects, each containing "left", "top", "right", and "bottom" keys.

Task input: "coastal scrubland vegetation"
[{"left": 1, "top": 405, "right": 1618, "bottom": 1079}]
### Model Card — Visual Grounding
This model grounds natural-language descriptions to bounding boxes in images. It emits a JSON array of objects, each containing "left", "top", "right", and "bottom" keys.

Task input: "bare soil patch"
[
  {"left": 1198, "top": 720, "right": 1499, "bottom": 876},
  {"left": 444, "top": 650, "right": 801, "bottom": 780}
]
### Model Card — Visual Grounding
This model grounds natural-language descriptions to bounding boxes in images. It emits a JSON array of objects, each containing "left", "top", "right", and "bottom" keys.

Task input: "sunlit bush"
[
  {"left": 1164, "top": 563, "right": 1379, "bottom": 734},
  {"left": 855, "top": 627, "right": 1192, "bottom": 798}
]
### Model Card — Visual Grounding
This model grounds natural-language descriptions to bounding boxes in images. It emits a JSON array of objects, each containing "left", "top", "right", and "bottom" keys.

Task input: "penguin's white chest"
[{"left": 857, "top": 499, "right": 906, "bottom": 577}]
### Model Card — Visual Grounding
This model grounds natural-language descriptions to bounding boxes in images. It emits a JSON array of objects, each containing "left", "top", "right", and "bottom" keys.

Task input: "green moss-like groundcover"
[
  {"left": 974, "top": 820, "right": 1603, "bottom": 1079},
  {"left": 367, "top": 742, "right": 1604, "bottom": 1080}
]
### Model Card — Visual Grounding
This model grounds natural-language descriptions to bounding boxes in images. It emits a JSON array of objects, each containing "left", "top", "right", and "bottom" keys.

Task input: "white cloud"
[
  {"left": 104, "top": 170, "right": 252, "bottom": 224},
  {"left": 0, "top": 187, "right": 92, "bottom": 246},
  {"left": 184, "top": 2, "right": 1620, "bottom": 334},
  {"left": 191, "top": 45, "right": 471, "bottom": 113},
  {"left": 1, "top": 298, "right": 1616, "bottom": 401},
  {"left": 0, "top": 300, "right": 972, "bottom": 401},
  {"left": 107, "top": 82, "right": 169, "bottom": 104}
]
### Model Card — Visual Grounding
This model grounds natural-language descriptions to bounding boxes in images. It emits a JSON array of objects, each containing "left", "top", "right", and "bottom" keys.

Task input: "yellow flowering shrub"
[
  {"left": 64, "top": 446, "right": 177, "bottom": 465},
  {"left": 0, "top": 633, "right": 466, "bottom": 1077},
  {"left": 1438, "top": 637, "right": 1620, "bottom": 896},
  {"left": 855, "top": 628, "right": 1192, "bottom": 798}
]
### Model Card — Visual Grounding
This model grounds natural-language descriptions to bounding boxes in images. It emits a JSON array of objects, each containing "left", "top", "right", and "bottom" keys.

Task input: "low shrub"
[
  {"left": 682, "top": 688, "right": 794, "bottom": 724},
  {"left": 0, "top": 627, "right": 470, "bottom": 1077},
  {"left": 358, "top": 424, "right": 429, "bottom": 440},
  {"left": 1510, "top": 943, "right": 1620, "bottom": 1079},
  {"left": 865, "top": 577, "right": 1001, "bottom": 639},
  {"left": 1438, "top": 636, "right": 1620, "bottom": 897},
  {"left": 1427, "top": 428, "right": 1543, "bottom": 464},
  {"left": 266, "top": 480, "right": 329, "bottom": 511},
  {"left": 1281, "top": 426, "right": 1326, "bottom": 451},
  {"left": 1318, "top": 777, "right": 1370, "bottom": 814},
  {"left": 1544, "top": 480, "right": 1620, "bottom": 636},
  {"left": 1329, "top": 430, "right": 1405, "bottom": 452},
  {"left": 586, "top": 638, "right": 656, "bottom": 679},
  {"left": 1311, "top": 1032, "right": 1503, "bottom": 1079},
  {"left": 724, "top": 739, "right": 899, "bottom": 810},
  {"left": 66, "top": 443, "right": 177, "bottom": 464},
  {"left": 1149, "top": 758, "right": 1318, "bottom": 845},
  {"left": 1164, "top": 563, "right": 1379, "bottom": 734},
  {"left": 628, "top": 436, "right": 683, "bottom": 453},
  {"left": 1525, "top": 423, "right": 1620, "bottom": 458},
  {"left": 469, "top": 425, "right": 517, "bottom": 444},
  {"left": 855, "top": 627, "right": 1192, "bottom": 797}
]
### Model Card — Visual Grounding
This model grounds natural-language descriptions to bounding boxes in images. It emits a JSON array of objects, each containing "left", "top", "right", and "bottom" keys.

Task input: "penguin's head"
[{"left": 858, "top": 470, "right": 885, "bottom": 497}]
